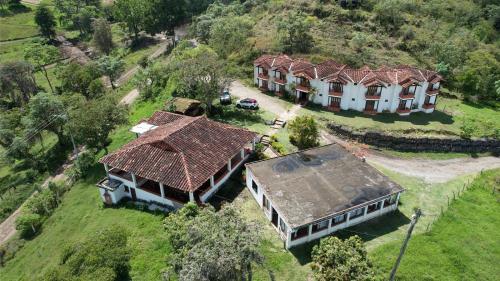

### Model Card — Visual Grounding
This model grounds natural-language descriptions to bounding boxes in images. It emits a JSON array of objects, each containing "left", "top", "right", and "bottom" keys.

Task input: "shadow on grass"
[
  {"left": 289, "top": 210, "right": 410, "bottom": 265},
  {"left": 305, "top": 104, "right": 454, "bottom": 126},
  {"left": 208, "top": 170, "right": 246, "bottom": 211},
  {"left": 0, "top": 3, "right": 31, "bottom": 17},
  {"left": 211, "top": 105, "right": 268, "bottom": 129},
  {"left": 129, "top": 36, "right": 161, "bottom": 52}
]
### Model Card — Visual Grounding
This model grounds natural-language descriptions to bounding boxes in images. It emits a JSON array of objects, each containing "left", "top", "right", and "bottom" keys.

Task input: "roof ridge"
[{"left": 180, "top": 153, "right": 193, "bottom": 191}]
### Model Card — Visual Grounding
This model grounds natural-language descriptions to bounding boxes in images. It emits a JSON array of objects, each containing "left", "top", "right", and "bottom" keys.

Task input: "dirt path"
[
  {"left": 0, "top": 159, "right": 73, "bottom": 246},
  {"left": 231, "top": 80, "right": 500, "bottom": 180}
]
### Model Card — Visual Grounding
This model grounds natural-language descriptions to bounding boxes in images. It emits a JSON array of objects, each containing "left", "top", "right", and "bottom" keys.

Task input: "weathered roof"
[
  {"left": 254, "top": 54, "right": 442, "bottom": 86},
  {"left": 246, "top": 144, "right": 404, "bottom": 228},
  {"left": 165, "top": 97, "right": 202, "bottom": 115},
  {"left": 100, "top": 111, "right": 256, "bottom": 192}
]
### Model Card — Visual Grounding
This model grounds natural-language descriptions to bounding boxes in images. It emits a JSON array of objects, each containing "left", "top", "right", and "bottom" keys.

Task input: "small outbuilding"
[
  {"left": 165, "top": 97, "right": 203, "bottom": 116},
  {"left": 245, "top": 144, "right": 404, "bottom": 248}
]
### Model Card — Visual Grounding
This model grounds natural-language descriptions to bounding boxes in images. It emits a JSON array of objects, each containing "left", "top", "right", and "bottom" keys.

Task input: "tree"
[
  {"left": 143, "top": 0, "right": 185, "bottom": 36},
  {"left": 276, "top": 11, "right": 314, "bottom": 54},
  {"left": 58, "top": 62, "right": 101, "bottom": 98},
  {"left": 24, "top": 43, "right": 60, "bottom": 93},
  {"left": 208, "top": 16, "right": 253, "bottom": 58},
  {"left": 34, "top": 4, "right": 57, "bottom": 40},
  {"left": 170, "top": 45, "right": 230, "bottom": 113},
  {"left": 457, "top": 49, "right": 500, "bottom": 101},
  {"left": 311, "top": 236, "right": 377, "bottom": 281},
  {"left": 0, "top": 61, "right": 38, "bottom": 107},
  {"left": 73, "top": 5, "right": 97, "bottom": 36},
  {"left": 164, "top": 203, "right": 262, "bottom": 281},
  {"left": 66, "top": 97, "right": 127, "bottom": 152},
  {"left": 92, "top": 18, "right": 113, "bottom": 55},
  {"left": 42, "top": 226, "right": 131, "bottom": 281},
  {"left": 114, "top": 0, "right": 147, "bottom": 40},
  {"left": 288, "top": 115, "right": 319, "bottom": 149},
  {"left": 24, "top": 93, "right": 67, "bottom": 142},
  {"left": 133, "top": 61, "right": 169, "bottom": 99},
  {"left": 96, "top": 56, "right": 125, "bottom": 89}
]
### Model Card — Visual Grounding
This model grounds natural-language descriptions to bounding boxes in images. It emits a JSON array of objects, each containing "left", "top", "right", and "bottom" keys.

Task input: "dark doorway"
[
  {"left": 130, "top": 188, "right": 137, "bottom": 201},
  {"left": 272, "top": 208, "right": 279, "bottom": 227},
  {"left": 365, "top": 100, "right": 377, "bottom": 111},
  {"left": 297, "top": 91, "right": 308, "bottom": 103}
]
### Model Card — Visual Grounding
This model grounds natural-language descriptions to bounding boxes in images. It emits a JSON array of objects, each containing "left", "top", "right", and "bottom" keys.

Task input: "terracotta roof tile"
[{"left": 100, "top": 112, "right": 256, "bottom": 192}]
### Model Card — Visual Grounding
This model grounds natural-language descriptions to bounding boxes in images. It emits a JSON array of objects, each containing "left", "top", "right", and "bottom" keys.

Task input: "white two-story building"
[{"left": 254, "top": 54, "right": 441, "bottom": 116}]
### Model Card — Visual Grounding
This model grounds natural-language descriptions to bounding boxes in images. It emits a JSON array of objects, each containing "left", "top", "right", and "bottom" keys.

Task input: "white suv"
[{"left": 236, "top": 98, "right": 259, "bottom": 109}]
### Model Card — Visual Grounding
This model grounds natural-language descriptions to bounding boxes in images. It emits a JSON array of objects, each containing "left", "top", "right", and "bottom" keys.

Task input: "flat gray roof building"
[{"left": 245, "top": 144, "right": 404, "bottom": 248}]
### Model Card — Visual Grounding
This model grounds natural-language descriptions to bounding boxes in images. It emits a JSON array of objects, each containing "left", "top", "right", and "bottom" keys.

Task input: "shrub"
[
  {"left": 288, "top": 115, "right": 320, "bottom": 149},
  {"left": 271, "top": 141, "right": 286, "bottom": 155},
  {"left": 15, "top": 213, "right": 42, "bottom": 238},
  {"left": 460, "top": 118, "right": 479, "bottom": 139},
  {"left": 75, "top": 150, "right": 96, "bottom": 177}
]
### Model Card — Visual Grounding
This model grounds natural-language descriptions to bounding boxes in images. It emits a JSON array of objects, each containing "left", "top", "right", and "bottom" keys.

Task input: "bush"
[
  {"left": 75, "top": 150, "right": 96, "bottom": 177},
  {"left": 15, "top": 213, "right": 42, "bottom": 238},
  {"left": 24, "top": 188, "right": 57, "bottom": 216},
  {"left": 460, "top": 118, "right": 479, "bottom": 139},
  {"left": 271, "top": 141, "right": 286, "bottom": 155},
  {"left": 288, "top": 115, "right": 320, "bottom": 149}
]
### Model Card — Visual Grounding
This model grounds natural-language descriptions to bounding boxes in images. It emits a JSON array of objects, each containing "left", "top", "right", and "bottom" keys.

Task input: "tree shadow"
[
  {"left": 129, "top": 36, "right": 161, "bottom": 52},
  {"left": 211, "top": 105, "right": 268, "bottom": 129},
  {"left": 0, "top": 3, "right": 31, "bottom": 17},
  {"left": 288, "top": 210, "right": 411, "bottom": 265},
  {"left": 207, "top": 171, "right": 246, "bottom": 211}
]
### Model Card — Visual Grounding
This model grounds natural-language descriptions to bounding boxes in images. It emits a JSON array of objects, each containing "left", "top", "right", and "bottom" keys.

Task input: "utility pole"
[{"left": 389, "top": 208, "right": 422, "bottom": 281}]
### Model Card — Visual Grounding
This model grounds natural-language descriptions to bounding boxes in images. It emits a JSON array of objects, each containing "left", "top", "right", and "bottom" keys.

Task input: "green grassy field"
[
  {"left": 0, "top": 5, "right": 38, "bottom": 41},
  {"left": 370, "top": 169, "right": 500, "bottom": 281},
  {"left": 299, "top": 96, "right": 500, "bottom": 138}
]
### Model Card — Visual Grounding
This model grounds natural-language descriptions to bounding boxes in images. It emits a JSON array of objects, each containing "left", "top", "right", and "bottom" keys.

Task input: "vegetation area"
[{"left": 371, "top": 169, "right": 500, "bottom": 280}]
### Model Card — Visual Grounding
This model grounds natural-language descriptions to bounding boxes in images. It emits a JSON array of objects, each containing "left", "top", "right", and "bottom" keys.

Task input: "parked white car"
[{"left": 236, "top": 98, "right": 259, "bottom": 109}]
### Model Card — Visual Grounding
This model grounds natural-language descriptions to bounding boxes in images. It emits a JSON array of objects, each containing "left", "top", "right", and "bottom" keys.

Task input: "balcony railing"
[
  {"left": 426, "top": 88, "right": 439, "bottom": 95},
  {"left": 365, "top": 94, "right": 381, "bottom": 100},
  {"left": 397, "top": 108, "right": 411, "bottom": 114},
  {"left": 258, "top": 72, "right": 269, "bottom": 80},
  {"left": 329, "top": 89, "right": 343, "bottom": 97},
  {"left": 296, "top": 83, "right": 310, "bottom": 92},
  {"left": 399, "top": 91, "right": 415, "bottom": 99},
  {"left": 274, "top": 77, "right": 286, "bottom": 84},
  {"left": 422, "top": 103, "right": 435, "bottom": 109}
]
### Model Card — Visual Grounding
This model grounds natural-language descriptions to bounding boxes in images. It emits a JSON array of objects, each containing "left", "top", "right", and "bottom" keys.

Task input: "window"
[
  {"left": 384, "top": 194, "right": 398, "bottom": 207},
  {"left": 349, "top": 207, "right": 365, "bottom": 220},
  {"left": 332, "top": 214, "right": 347, "bottom": 226},
  {"left": 262, "top": 194, "right": 270, "bottom": 212},
  {"left": 251, "top": 180, "right": 258, "bottom": 194},
  {"left": 291, "top": 226, "right": 309, "bottom": 241},
  {"left": 367, "top": 202, "right": 382, "bottom": 214},
  {"left": 329, "top": 82, "right": 343, "bottom": 93},
  {"left": 312, "top": 219, "right": 329, "bottom": 233},
  {"left": 279, "top": 218, "right": 287, "bottom": 234},
  {"left": 367, "top": 85, "right": 382, "bottom": 96}
]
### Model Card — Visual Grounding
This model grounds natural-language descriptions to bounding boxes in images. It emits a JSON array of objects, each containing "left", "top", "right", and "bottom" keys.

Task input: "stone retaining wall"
[{"left": 327, "top": 124, "right": 500, "bottom": 154}]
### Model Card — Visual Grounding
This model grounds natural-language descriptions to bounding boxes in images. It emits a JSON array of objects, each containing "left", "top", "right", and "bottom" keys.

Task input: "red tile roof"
[
  {"left": 100, "top": 112, "right": 256, "bottom": 193},
  {"left": 254, "top": 55, "right": 442, "bottom": 86}
]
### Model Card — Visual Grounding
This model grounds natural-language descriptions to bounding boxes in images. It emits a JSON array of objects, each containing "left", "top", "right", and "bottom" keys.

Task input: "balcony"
[
  {"left": 426, "top": 88, "right": 439, "bottom": 95},
  {"left": 399, "top": 92, "right": 415, "bottom": 99},
  {"left": 296, "top": 84, "right": 310, "bottom": 93},
  {"left": 423, "top": 103, "right": 435, "bottom": 110},
  {"left": 397, "top": 108, "right": 411, "bottom": 115},
  {"left": 329, "top": 89, "right": 343, "bottom": 97},
  {"left": 274, "top": 77, "right": 286, "bottom": 85},
  {"left": 258, "top": 73, "right": 269, "bottom": 80},
  {"left": 365, "top": 94, "right": 381, "bottom": 100}
]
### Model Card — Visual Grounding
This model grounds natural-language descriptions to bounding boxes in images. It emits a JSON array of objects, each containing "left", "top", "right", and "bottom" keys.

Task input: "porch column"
[
  {"left": 159, "top": 183, "right": 165, "bottom": 198},
  {"left": 241, "top": 148, "right": 245, "bottom": 158},
  {"left": 210, "top": 175, "right": 214, "bottom": 188},
  {"left": 252, "top": 139, "right": 256, "bottom": 150},
  {"left": 307, "top": 224, "right": 312, "bottom": 237},
  {"left": 104, "top": 164, "right": 109, "bottom": 175},
  {"left": 363, "top": 206, "right": 368, "bottom": 216},
  {"left": 131, "top": 173, "right": 137, "bottom": 188},
  {"left": 395, "top": 193, "right": 401, "bottom": 206},
  {"left": 227, "top": 159, "right": 232, "bottom": 172},
  {"left": 189, "top": 192, "right": 195, "bottom": 202},
  {"left": 381, "top": 198, "right": 386, "bottom": 209}
]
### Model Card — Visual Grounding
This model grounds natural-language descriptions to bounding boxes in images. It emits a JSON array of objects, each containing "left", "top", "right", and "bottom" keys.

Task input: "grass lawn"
[
  {"left": 299, "top": 96, "right": 500, "bottom": 138},
  {"left": 370, "top": 169, "right": 500, "bottom": 281},
  {"left": 0, "top": 5, "right": 38, "bottom": 41},
  {"left": 377, "top": 148, "right": 493, "bottom": 160}
]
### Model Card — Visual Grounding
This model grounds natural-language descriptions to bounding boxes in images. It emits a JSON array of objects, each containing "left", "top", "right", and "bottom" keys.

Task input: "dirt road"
[{"left": 229, "top": 80, "right": 500, "bottom": 181}]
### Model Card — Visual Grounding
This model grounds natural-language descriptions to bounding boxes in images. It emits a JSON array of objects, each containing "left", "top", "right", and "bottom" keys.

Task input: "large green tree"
[
  {"left": 92, "top": 18, "right": 113, "bottom": 55},
  {"left": 0, "top": 61, "right": 38, "bottom": 107},
  {"left": 24, "top": 43, "right": 60, "bottom": 93},
  {"left": 208, "top": 16, "right": 253, "bottom": 58},
  {"left": 96, "top": 56, "right": 125, "bottom": 89},
  {"left": 66, "top": 97, "right": 127, "bottom": 152},
  {"left": 24, "top": 93, "right": 67, "bottom": 142},
  {"left": 114, "top": 0, "right": 147, "bottom": 40},
  {"left": 457, "top": 49, "right": 500, "bottom": 101},
  {"left": 34, "top": 4, "right": 57, "bottom": 40},
  {"left": 57, "top": 62, "right": 101, "bottom": 99},
  {"left": 276, "top": 10, "right": 314, "bottom": 54},
  {"left": 311, "top": 236, "right": 377, "bottom": 281},
  {"left": 164, "top": 203, "right": 262, "bottom": 281},
  {"left": 288, "top": 115, "right": 320, "bottom": 150}
]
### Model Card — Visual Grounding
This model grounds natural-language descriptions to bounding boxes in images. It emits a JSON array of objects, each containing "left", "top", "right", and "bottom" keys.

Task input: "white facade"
[
  {"left": 245, "top": 168, "right": 402, "bottom": 249},
  {"left": 254, "top": 65, "right": 440, "bottom": 116}
]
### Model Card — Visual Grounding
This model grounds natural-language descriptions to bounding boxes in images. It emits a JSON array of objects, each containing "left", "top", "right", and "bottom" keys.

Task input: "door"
[
  {"left": 271, "top": 208, "right": 279, "bottom": 227},
  {"left": 329, "top": 97, "right": 341, "bottom": 107},
  {"left": 130, "top": 188, "right": 137, "bottom": 201},
  {"left": 398, "top": 99, "right": 407, "bottom": 110},
  {"left": 365, "top": 100, "right": 376, "bottom": 110}
]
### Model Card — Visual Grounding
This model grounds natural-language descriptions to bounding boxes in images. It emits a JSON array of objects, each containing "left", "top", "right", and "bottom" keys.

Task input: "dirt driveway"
[{"left": 229, "top": 80, "right": 500, "bottom": 182}]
